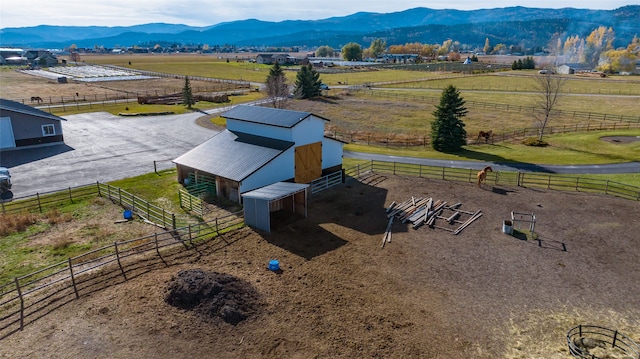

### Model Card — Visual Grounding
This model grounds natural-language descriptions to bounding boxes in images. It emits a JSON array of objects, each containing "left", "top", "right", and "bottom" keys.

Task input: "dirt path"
[{"left": 1, "top": 176, "right": 638, "bottom": 358}]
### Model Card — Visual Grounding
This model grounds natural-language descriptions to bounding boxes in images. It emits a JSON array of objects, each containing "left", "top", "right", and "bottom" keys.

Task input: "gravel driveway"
[{"left": 0, "top": 111, "right": 218, "bottom": 198}]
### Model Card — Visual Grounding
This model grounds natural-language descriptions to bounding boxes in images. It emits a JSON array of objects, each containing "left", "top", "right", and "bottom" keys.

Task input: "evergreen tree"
[
  {"left": 182, "top": 76, "right": 195, "bottom": 108},
  {"left": 293, "top": 64, "right": 322, "bottom": 99},
  {"left": 430, "top": 85, "right": 468, "bottom": 152}
]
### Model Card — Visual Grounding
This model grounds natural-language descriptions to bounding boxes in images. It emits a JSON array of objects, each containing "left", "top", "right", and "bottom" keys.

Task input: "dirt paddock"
[{"left": 0, "top": 175, "right": 638, "bottom": 358}]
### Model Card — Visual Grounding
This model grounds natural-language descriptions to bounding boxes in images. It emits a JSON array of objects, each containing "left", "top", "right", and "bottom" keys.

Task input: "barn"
[
  {"left": 173, "top": 105, "right": 343, "bottom": 232},
  {"left": 0, "top": 98, "right": 65, "bottom": 150}
]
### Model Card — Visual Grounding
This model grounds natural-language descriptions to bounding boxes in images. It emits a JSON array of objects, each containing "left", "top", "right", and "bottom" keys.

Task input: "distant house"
[
  {"left": 557, "top": 63, "right": 592, "bottom": 74},
  {"left": 173, "top": 105, "right": 344, "bottom": 203},
  {"left": 24, "top": 50, "right": 58, "bottom": 66},
  {"left": 0, "top": 99, "right": 66, "bottom": 150},
  {"left": 256, "top": 53, "right": 289, "bottom": 65}
]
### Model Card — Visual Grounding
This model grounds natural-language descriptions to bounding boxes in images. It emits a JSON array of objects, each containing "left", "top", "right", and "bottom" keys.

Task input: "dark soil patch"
[
  {"left": 165, "top": 269, "right": 262, "bottom": 325},
  {"left": 600, "top": 136, "right": 640, "bottom": 143}
]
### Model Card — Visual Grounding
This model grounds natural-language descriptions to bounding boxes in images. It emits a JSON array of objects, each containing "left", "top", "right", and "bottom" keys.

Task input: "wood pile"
[
  {"left": 138, "top": 93, "right": 183, "bottom": 105},
  {"left": 382, "top": 197, "right": 483, "bottom": 247}
]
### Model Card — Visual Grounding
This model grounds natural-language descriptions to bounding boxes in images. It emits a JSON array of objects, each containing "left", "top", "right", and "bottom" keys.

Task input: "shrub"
[
  {"left": 0, "top": 213, "right": 40, "bottom": 236},
  {"left": 522, "top": 137, "right": 549, "bottom": 147}
]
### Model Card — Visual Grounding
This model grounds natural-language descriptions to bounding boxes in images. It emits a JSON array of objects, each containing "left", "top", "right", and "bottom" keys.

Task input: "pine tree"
[
  {"left": 430, "top": 85, "right": 468, "bottom": 152},
  {"left": 293, "top": 64, "right": 322, "bottom": 99},
  {"left": 182, "top": 76, "right": 195, "bottom": 108}
]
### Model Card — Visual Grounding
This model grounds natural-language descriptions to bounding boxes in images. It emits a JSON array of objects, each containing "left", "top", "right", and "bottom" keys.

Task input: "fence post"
[
  {"left": 215, "top": 217, "right": 219, "bottom": 236},
  {"left": 114, "top": 242, "right": 127, "bottom": 280},
  {"left": 68, "top": 187, "right": 73, "bottom": 203},
  {"left": 15, "top": 278, "right": 24, "bottom": 330},
  {"left": 96, "top": 182, "right": 101, "bottom": 197},
  {"left": 68, "top": 258, "right": 80, "bottom": 299},
  {"left": 118, "top": 188, "right": 122, "bottom": 205},
  {"left": 36, "top": 193, "right": 42, "bottom": 213},
  {"left": 154, "top": 160, "right": 157, "bottom": 174},
  {"left": 172, "top": 214, "right": 176, "bottom": 230}
]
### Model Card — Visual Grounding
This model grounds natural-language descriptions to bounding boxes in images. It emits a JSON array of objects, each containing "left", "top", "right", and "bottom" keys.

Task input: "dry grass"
[{"left": 0, "top": 213, "right": 40, "bottom": 236}]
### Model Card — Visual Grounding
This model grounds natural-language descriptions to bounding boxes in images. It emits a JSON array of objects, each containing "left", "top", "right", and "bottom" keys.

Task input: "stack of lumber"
[{"left": 382, "top": 197, "right": 483, "bottom": 247}]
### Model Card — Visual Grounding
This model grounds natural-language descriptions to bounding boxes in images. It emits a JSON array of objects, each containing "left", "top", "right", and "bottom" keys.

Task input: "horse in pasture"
[
  {"left": 30, "top": 96, "right": 43, "bottom": 104},
  {"left": 478, "top": 130, "right": 493, "bottom": 143},
  {"left": 477, "top": 166, "right": 493, "bottom": 187}
]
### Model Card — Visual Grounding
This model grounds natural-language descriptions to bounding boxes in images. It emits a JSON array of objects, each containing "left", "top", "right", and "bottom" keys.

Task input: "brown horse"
[
  {"left": 477, "top": 166, "right": 493, "bottom": 187},
  {"left": 478, "top": 130, "right": 493, "bottom": 143}
]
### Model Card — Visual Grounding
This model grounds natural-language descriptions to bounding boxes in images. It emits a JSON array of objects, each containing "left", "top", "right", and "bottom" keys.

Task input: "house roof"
[
  {"left": 0, "top": 98, "right": 66, "bottom": 121},
  {"left": 242, "top": 182, "right": 309, "bottom": 202},
  {"left": 222, "top": 105, "right": 328, "bottom": 128},
  {"left": 172, "top": 129, "right": 294, "bottom": 182}
]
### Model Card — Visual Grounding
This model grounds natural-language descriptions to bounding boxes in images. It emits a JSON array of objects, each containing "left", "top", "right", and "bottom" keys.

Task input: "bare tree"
[
  {"left": 533, "top": 71, "right": 565, "bottom": 141},
  {"left": 265, "top": 62, "right": 289, "bottom": 108}
]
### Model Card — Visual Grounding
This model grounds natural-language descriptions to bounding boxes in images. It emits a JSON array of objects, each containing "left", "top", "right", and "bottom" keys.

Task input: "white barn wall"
[
  {"left": 322, "top": 138, "right": 344, "bottom": 169},
  {"left": 240, "top": 150, "right": 295, "bottom": 193},
  {"left": 291, "top": 117, "right": 326, "bottom": 144}
]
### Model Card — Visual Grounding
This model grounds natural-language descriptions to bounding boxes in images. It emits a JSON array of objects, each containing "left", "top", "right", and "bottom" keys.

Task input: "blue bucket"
[
  {"left": 268, "top": 259, "right": 280, "bottom": 271},
  {"left": 123, "top": 210, "right": 133, "bottom": 220}
]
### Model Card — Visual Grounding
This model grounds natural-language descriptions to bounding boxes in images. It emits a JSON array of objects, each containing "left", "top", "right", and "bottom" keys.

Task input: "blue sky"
[{"left": 0, "top": 0, "right": 636, "bottom": 28}]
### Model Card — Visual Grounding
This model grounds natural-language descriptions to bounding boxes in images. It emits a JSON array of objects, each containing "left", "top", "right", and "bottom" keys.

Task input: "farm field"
[{"left": 0, "top": 175, "right": 638, "bottom": 358}]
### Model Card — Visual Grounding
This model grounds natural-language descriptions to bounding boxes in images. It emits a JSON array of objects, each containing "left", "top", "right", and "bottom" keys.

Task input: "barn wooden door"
[{"left": 294, "top": 142, "right": 322, "bottom": 183}]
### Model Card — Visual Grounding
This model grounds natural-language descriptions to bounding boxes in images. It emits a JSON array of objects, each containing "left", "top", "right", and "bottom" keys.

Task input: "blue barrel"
[
  {"left": 123, "top": 210, "right": 133, "bottom": 219},
  {"left": 268, "top": 259, "right": 280, "bottom": 271}
]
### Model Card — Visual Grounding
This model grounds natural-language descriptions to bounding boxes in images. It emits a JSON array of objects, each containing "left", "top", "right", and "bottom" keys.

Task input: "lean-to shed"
[{"left": 242, "top": 182, "right": 309, "bottom": 233}]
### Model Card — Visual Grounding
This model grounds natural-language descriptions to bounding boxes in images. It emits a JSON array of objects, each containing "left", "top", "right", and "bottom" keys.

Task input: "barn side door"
[{"left": 294, "top": 142, "right": 322, "bottom": 183}]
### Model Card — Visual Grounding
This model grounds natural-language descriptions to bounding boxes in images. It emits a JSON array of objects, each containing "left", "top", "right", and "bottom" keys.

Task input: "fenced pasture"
[
  {"left": 381, "top": 72, "right": 640, "bottom": 96},
  {"left": 344, "top": 160, "right": 640, "bottom": 201},
  {"left": 0, "top": 210, "right": 243, "bottom": 340}
]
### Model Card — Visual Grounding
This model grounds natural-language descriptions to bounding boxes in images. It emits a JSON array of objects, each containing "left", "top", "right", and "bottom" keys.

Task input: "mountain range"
[{"left": 1, "top": 6, "right": 639, "bottom": 50}]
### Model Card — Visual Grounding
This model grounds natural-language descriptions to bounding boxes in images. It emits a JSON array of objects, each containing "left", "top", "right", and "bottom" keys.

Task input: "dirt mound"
[{"left": 164, "top": 269, "right": 261, "bottom": 325}]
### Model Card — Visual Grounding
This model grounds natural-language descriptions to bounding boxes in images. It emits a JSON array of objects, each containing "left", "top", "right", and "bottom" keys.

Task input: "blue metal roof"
[
  {"left": 242, "top": 182, "right": 309, "bottom": 201},
  {"left": 0, "top": 98, "right": 66, "bottom": 122},
  {"left": 172, "top": 130, "right": 294, "bottom": 182},
  {"left": 222, "top": 104, "right": 328, "bottom": 128}
]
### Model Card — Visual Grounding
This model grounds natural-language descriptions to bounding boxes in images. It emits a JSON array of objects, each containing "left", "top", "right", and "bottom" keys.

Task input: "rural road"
[{"left": 1, "top": 107, "right": 638, "bottom": 199}]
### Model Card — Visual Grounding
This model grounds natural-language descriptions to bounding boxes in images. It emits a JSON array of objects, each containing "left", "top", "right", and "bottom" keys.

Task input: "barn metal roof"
[
  {"left": 0, "top": 98, "right": 66, "bottom": 122},
  {"left": 242, "top": 182, "right": 309, "bottom": 202},
  {"left": 222, "top": 104, "right": 328, "bottom": 128},
  {"left": 172, "top": 129, "right": 294, "bottom": 182}
]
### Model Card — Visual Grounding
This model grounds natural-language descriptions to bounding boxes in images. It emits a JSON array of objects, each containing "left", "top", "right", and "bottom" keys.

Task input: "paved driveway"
[{"left": 0, "top": 112, "right": 218, "bottom": 198}]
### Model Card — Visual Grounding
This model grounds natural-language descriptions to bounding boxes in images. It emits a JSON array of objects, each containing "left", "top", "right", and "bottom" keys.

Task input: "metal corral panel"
[{"left": 173, "top": 130, "right": 293, "bottom": 182}]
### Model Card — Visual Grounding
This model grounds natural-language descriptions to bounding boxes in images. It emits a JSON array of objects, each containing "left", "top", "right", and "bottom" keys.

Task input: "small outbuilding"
[
  {"left": 0, "top": 98, "right": 66, "bottom": 150},
  {"left": 242, "top": 182, "right": 309, "bottom": 233}
]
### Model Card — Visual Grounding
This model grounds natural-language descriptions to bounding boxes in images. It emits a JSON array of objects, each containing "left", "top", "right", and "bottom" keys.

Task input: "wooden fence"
[
  {"left": 0, "top": 211, "right": 244, "bottom": 339},
  {"left": 0, "top": 184, "right": 98, "bottom": 214},
  {"left": 325, "top": 114, "right": 640, "bottom": 148},
  {"left": 97, "top": 183, "right": 177, "bottom": 229},
  {"left": 344, "top": 160, "right": 640, "bottom": 201},
  {"left": 350, "top": 88, "right": 640, "bottom": 123},
  {"left": 1, "top": 182, "right": 178, "bottom": 229}
]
